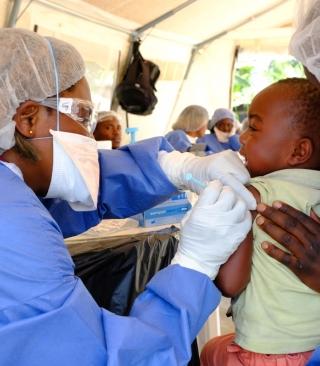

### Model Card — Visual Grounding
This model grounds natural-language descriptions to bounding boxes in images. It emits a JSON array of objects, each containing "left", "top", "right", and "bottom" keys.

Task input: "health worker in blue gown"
[
  {"left": 165, "top": 105, "right": 210, "bottom": 153},
  {"left": 0, "top": 28, "right": 256, "bottom": 366},
  {"left": 197, "top": 108, "right": 240, "bottom": 153},
  {"left": 0, "top": 25, "right": 319, "bottom": 366},
  {"left": 93, "top": 110, "right": 122, "bottom": 149}
]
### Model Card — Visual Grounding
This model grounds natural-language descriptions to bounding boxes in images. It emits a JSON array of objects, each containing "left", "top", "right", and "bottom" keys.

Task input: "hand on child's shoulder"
[{"left": 310, "top": 209, "right": 320, "bottom": 223}]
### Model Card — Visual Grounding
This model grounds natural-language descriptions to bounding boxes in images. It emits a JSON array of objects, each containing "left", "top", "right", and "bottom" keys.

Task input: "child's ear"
[{"left": 288, "top": 138, "right": 313, "bottom": 166}]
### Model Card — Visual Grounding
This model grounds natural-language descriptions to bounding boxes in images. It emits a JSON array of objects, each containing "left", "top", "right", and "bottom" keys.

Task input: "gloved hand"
[
  {"left": 171, "top": 180, "right": 252, "bottom": 279},
  {"left": 158, "top": 150, "right": 256, "bottom": 210}
]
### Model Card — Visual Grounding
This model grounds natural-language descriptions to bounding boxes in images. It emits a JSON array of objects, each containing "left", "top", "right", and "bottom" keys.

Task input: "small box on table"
[{"left": 136, "top": 192, "right": 191, "bottom": 227}]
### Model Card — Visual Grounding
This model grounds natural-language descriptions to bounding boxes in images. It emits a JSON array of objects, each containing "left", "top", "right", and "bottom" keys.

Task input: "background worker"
[
  {"left": 197, "top": 108, "right": 240, "bottom": 154},
  {"left": 165, "top": 105, "right": 209, "bottom": 152},
  {"left": 93, "top": 111, "right": 122, "bottom": 149}
]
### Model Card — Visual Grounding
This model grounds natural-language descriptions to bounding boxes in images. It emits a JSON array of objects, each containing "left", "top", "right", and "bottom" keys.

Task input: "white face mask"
[
  {"left": 187, "top": 135, "right": 197, "bottom": 144},
  {"left": 45, "top": 129, "right": 99, "bottom": 211},
  {"left": 214, "top": 126, "right": 233, "bottom": 143}
]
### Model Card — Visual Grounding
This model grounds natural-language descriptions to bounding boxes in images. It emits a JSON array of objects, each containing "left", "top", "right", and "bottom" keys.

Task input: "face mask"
[
  {"left": 187, "top": 135, "right": 197, "bottom": 144},
  {"left": 45, "top": 129, "right": 99, "bottom": 211},
  {"left": 214, "top": 126, "right": 233, "bottom": 143}
]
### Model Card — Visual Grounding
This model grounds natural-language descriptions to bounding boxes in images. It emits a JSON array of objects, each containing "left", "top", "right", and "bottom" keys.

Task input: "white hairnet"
[
  {"left": 208, "top": 108, "right": 234, "bottom": 130},
  {"left": 0, "top": 28, "right": 85, "bottom": 153},
  {"left": 172, "top": 105, "right": 209, "bottom": 132},
  {"left": 97, "top": 111, "right": 120, "bottom": 123},
  {"left": 289, "top": 0, "right": 320, "bottom": 81}
]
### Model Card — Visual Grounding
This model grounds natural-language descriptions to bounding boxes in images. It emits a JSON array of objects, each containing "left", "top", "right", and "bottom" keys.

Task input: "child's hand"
[{"left": 256, "top": 202, "right": 320, "bottom": 293}]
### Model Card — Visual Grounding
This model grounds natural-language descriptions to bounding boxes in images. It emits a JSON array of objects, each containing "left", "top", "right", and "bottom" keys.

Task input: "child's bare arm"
[
  {"left": 214, "top": 185, "right": 260, "bottom": 298},
  {"left": 214, "top": 230, "right": 253, "bottom": 297}
]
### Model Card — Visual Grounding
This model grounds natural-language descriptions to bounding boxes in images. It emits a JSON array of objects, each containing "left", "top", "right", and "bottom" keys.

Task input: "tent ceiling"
[
  {"left": 81, "top": 0, "right": 295, "bottom": 44},
  {"left": 12, "top": 0, "right": 296, "bottom": 51},
  {"left": 85, "top": 0, "right": 187, "bottom": 25}
]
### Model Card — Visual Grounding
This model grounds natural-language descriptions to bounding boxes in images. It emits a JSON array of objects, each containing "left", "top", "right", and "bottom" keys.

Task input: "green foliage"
[
  {"left": 265, "top": 59, "right": 304, "bottom": 83},
  {"left": 233, "top": 66, "right": 254, "bottom": 93},
  {"left": 232, "top": 65, "right": 255, "bottom": 108},
  {"left": 232, "top": 58, "right": 305, "bottom": 115}
]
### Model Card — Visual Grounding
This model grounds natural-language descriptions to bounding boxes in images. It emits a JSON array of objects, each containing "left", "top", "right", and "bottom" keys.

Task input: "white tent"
[
  {"left": 1, "top": 0, "right": 298, "bottom": 143},
  {"left": 0, "top": 0, "right": 301, "bottom": 350}
]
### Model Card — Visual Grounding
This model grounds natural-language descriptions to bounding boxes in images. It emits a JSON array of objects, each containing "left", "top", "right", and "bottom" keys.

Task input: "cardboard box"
[{"left": 136, "top": 192, "right": 191, "bottom": 227}]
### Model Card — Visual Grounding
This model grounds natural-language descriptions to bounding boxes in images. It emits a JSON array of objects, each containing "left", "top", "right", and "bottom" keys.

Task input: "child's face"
[{"left": 239, "top": 84, "right": 300, "bottom": 177}]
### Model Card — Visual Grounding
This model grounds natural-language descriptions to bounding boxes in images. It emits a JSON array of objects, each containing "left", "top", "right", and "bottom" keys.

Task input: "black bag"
[{"left": 115, "top": 41, "right": 160, "bottom": 115}]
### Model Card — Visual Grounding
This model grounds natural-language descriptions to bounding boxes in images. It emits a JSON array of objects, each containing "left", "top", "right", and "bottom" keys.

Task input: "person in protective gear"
[
  {"left": 165, "top": 105, "right": 210, "bottom": 153},
  {"left": 0, "top": 28, "right": 254, "bottom": 366},
  {"left": 197, "top": 108, "right": 240, "bottom": 154},
  {"left": 93, "top": 111, "right": 122, "bottom": 149}
]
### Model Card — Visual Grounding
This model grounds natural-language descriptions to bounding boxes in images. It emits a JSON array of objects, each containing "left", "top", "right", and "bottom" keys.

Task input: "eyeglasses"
[{"left": 40, "top": 97, "right": 97, "bottom": 133}]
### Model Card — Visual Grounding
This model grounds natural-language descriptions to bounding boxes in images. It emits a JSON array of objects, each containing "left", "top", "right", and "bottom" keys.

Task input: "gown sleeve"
[
  {"left": 229, "top": 134, "right": 241, "bottom": 151},
  {"left": 103, "top": 265, "right": 221, "bottom": 365},
  {"left": 43, "top": 137, "right": 178, "bottom": 238},
  {"left": 165, "top": 130, "right": 191, "bottom": 153},
  {"left": 306, "top": 348, "right": 320, "bottom": 365}
]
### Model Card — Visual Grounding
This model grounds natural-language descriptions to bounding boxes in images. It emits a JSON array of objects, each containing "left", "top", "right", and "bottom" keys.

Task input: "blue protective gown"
[
  {"left": 44, "top": 136, "right": 179, "bottom": 237},
  {"left": 308, "top": 349, "right": 320, "bottom": 365},
  {"left": 165, "top": 129, "right": 192, "bottom": 152},
  {"left": 165, "top": 129, "right": 211, "bottom": 156},
  {"left": 0, "top": 162, "right": 220, "bottom": 366},
  {"left": 197, "top": 133, "right": 240, "bottom": 154}
]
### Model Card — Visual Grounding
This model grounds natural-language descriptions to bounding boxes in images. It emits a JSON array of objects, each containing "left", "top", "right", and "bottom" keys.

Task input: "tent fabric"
[
  {"left": 1, "top": 0, "right": 297, "bottom": 142},
  {"left": 17, "top": 0, "right": 295, "bottom": 45}
]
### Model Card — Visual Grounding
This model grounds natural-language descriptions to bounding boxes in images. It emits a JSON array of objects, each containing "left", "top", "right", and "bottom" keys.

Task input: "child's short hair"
[{"left": 274, "top": 78, "right": 320, "bottom": 142}]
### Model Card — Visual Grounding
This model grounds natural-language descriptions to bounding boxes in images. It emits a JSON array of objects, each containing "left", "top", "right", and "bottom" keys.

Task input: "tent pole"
[
  {"left": 196, "top": 0, "right": 289, "bottom": 49},
  {"left": 168, "top": 0, "right": 289, "bottom": 121},
  {"left": 113, "top": 0, "right": 198, "bottom": 110},
  {"left": 228, "top": 45, "right": 240, "bottom": 109},
  {"left": 6, "top": 0, "right": 23, "bottom": 27},
  {"left": 135, "top": 0, "right": 198, "bottom": 37},
  {"left": 34, "top": 0, "right": 131, "bottom": 35},
  {"left": 166, "top": 47, "right": 197, "bottom": 128}
]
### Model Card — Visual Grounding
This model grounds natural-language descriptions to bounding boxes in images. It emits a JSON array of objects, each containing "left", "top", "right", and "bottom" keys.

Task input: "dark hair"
[
  {"left": 274, "top": 78, "right": 320, "bottom": 141},
  {"left": 14, "top": 130, "right": 40, "bottom": 162}
]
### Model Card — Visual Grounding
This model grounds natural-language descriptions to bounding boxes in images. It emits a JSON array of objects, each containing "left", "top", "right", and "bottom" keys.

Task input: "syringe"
[{"left": 185, "top": 173, "right": 207, "bottom": 190}]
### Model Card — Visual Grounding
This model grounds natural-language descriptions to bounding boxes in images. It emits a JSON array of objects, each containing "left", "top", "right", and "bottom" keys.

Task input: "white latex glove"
[
  {"left": 158, "top": 150, "right": 256, "bottom": 210},
  {"left": 171, "top": 181, "right": 252, "bottom": 279}
]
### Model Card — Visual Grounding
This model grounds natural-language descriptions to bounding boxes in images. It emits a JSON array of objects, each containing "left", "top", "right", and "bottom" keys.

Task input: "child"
[{"left": 201, "top": 78, "right": 320, "bottom": 366}]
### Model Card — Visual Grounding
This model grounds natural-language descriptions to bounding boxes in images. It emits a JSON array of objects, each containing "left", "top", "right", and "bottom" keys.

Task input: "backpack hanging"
[{"left": 115, "top": 41, "right": 160, "bottom": 115}]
